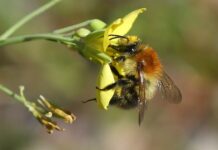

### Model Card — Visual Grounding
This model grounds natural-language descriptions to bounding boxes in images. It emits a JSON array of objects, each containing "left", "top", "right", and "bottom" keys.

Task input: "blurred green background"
[{"left": 1, "top": 0, "right": 218, "bottom": 150}]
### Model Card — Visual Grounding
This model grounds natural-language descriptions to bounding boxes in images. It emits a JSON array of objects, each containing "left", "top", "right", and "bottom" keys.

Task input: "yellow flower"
[
  {"left": 82, "top": 30, "right": 111, "bottom": 64},
  {"left": 96, "top": 8, "right": 146, "bottom": 110},
  {"left": 103, "top": 8, "right": 146, "bottom": 51},
  {"left": 96, "top": 63, "right": 115, "bottom": 109},
  {"left": 83, "top": 8, "right": 146, "bottom": 64}
]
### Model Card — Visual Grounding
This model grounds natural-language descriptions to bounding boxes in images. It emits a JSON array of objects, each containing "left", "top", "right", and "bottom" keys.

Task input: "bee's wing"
[
  {"left": 137, "top": 62, "right": 147, "bottom": 125},
  {"left": 159, "top": 71, "right": 182, "bottom": 104}
]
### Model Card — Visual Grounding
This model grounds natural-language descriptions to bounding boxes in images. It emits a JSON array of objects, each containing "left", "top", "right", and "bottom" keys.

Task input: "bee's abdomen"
[{"left": 110, "top": 86, "right": 138, "bottom": 109}]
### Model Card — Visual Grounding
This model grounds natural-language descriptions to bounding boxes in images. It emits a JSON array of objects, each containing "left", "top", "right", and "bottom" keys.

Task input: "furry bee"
[{"left": 85, "top": 35, "right": 182, "bottom": 125}]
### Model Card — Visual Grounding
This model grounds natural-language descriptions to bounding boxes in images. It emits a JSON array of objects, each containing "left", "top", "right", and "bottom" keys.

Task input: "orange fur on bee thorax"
[{"left": 134, "top": 46, "right": 162, "bottom": 76}]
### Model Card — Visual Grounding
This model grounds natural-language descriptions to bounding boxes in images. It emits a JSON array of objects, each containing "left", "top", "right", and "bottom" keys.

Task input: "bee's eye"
[
  {"left": 109, "top": 42, "right": 138, "bottom": 54},
  {"left": 127, "top": 43, "right": 138, "bottom": 54}
]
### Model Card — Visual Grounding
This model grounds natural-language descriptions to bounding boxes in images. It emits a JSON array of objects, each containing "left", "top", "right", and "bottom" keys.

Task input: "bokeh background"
[{"left": 1, "top": 0, "right": 218, "bottom": 150}]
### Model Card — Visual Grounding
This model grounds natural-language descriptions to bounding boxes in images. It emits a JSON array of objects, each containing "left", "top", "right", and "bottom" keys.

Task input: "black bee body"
[{"left": 109, "top": 75, "right": 139, "bottom": 109}]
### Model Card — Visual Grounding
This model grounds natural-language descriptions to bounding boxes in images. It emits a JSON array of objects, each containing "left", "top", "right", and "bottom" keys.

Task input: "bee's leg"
[
  {"left": 96, "top": 83, "right": 117, "bottom": 91},
  {"left": 109, "top": 65, "right": 123, "bottom": 79},
  {"left": 96, "top": 79, "right": 130, "bottom": 91},
  {"left": 109, "top": 44, "right": 125, "bottom": 52},
  {"left": 82, "top": 98, "right": 96, "bottom": 103}
]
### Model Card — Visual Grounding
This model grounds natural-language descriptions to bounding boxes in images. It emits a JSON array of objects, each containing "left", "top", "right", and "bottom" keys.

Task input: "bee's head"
[
  {"left": 123, "top": 42, "right": 140, "bottom": 55},
  {"left": 109, "top": 35, "right": 141, "bottom": 55}
]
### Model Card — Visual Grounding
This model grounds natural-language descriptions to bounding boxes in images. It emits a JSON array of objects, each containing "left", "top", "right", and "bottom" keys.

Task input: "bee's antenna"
[
  {"left": 82, "top": 98, "right": 96, "bottom": 103},
  {"left": 109, "top": 34, "right": 129, "bottom": 43}
]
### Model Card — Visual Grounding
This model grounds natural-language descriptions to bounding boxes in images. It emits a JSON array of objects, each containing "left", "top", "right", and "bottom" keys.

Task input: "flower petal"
[
  {"left": 84, "top": 30, "right": 105, "bottom": 51},
  {"left": 103, "top": 8, "right": 146, "bottom": 51},
  {"left": 96, "top": 64, "right": 115, "bottom": 110},
  {"left": 78, "top": 30, "right": 112, "bottom": 64},
  {"left": 81, "top": 46, "right": 112, "bottom": 64}
]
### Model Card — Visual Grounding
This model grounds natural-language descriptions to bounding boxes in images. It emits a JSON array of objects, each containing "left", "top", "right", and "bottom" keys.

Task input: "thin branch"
[
  {"left": 0, "top": 33, "right": 76, "bottom": 47},
  {"left": 0, "top": 84, "right": 76, "bottom": 133},
  {"left": 0, "top": 84, "right": 24, "bottom": 104},
  {"left": 53, "top": 19, "right": 94, "bottom": 34},
  {"left": 0, "top": 0, "right": 61, "bottom": 40}
]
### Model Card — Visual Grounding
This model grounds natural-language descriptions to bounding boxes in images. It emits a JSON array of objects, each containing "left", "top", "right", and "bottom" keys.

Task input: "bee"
[{"left": 85, "top": 35, "right": 182, "bottom": 125}]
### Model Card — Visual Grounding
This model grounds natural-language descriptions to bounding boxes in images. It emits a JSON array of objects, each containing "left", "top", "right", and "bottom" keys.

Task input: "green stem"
[
  {"left": 0, "top": 85, "right": 33, "bottom": 112},
  {"left": 0, "top": 84, "right": 44, "bottom": 113},
  {"left": 0, "top": 0, "right": 61, "bottom": 40},
  {"left": 53, "top": 19, "right": 95, "bottom": 34},
  {"left": 0, "top": 84, "right": 23, "bottom": 103},
  {"left": 0, "top": 33, "right": 76, "bottom": 47}
]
